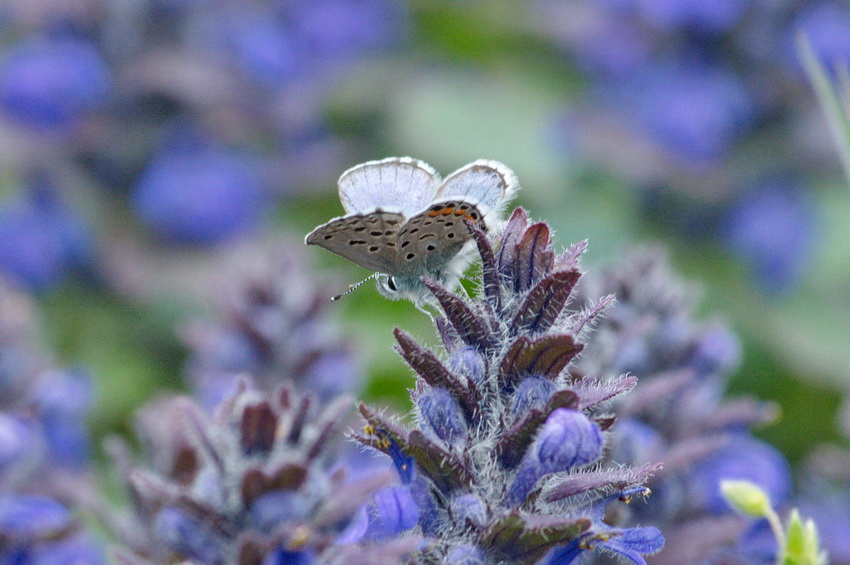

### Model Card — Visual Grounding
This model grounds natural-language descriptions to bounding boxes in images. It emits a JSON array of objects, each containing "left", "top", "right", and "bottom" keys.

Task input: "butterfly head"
[{"left": 375, "top": 273, "right": 428, "bottom": 302}]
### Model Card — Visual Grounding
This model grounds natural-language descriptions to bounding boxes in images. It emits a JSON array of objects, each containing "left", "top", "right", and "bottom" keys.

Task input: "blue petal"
[{"left": 0, "top": 495, "right": 70, "bottom": 538}]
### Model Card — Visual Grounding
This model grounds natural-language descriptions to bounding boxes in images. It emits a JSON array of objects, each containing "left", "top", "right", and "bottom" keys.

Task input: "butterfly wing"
[
  {"left": 305, "top": 209, "right": 405, "bottom": 273},
  {"left": 435, "top": 160, "right": 519, "bottom": 225},
  {"left": 397, "top": 200, "right": 486, "bottom": 275},
  {"left": 338, "top": 157, "right": 441, "bottom": 217}
]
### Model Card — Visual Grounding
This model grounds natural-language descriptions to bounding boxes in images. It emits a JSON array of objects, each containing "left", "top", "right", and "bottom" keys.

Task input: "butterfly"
[{"left": 305, "top": 157, "right": 519, "bottom": 304}]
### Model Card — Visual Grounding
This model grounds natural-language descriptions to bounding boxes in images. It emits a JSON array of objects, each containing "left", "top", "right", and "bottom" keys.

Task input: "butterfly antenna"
[{"left": 331, "top": 273, "right": 377, "bottom": 302}]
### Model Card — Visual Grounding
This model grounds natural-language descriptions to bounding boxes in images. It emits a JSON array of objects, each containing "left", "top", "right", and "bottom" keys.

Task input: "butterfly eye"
[{"left": 387, "top": 277, "right": 398, "bottom": 292}]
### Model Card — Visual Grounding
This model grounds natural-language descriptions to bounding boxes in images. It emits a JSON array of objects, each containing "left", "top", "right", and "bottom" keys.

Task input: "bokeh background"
[{"left": 1, "top": 0, "right": 849, "bottom": 473}]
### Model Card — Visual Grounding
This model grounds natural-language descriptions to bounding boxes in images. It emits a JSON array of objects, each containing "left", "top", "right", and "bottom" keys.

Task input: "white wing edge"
[
  {"left": 337, "top": 156, "right": 440, "bottom": 187},
  {"left": 453, "top": 158, "right": 521, "bottom": 202}
]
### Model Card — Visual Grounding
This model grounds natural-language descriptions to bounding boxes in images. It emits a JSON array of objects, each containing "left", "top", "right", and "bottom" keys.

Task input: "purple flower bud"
[
  {"left": 510, "top": 376, "right": 557, "bottom": 415},
  {"left": 449, "top": 493, "right": 487, "bottom": 528},
  {"left": 154, "top": 506, "right": 225, "bottom": 563},
  {"left": 505, "top": 409, "right": 603, "bottom": 506},
  {"left": 132, "top": 146, "right": 267, "bottom": 245},
  {"left": 417, "top": 388, "right": 468, "bottom": 446},
  {"left": 0, "top": 37, "right": 111, "bottom": 133},
  {"left": 444, "top": 544, "right": 486, "bottom": 564},
  {"left": 535, "top": 409, "right": 603, "bottom": 474},
  {"left": 447, "top": 346, "right": 487, "bottom": 385}
]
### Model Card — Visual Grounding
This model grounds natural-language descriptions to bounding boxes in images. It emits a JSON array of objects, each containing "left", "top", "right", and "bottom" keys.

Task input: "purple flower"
[
  {"left": 352, "top": 207, "right": 664, "bottom": 563},
  {"left": 0, "top": 187, "right": 91, "bottom": 291},
  {"left": 132, "top": 145, "right": 267, "bottom": 245},
  {"left": 547, "top": 523, "right": 665, "bottom": 565},
  {"left": 722, "top": 181, "right": 817, "bottom": 293},
  {"left": 0, "top": 37, "right": 111, "bottom": 133}
]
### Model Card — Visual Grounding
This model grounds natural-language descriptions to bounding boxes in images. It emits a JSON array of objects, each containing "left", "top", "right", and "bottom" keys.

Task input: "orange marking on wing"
[
  {"left": 441, "top": 207, "right": 455, "bottom": 216},
  {"left": 427, "top": 210, "right": 440, "bottom": 217},
  {"left": 454, "top": 209, "right": 467, "bottom": 216}
]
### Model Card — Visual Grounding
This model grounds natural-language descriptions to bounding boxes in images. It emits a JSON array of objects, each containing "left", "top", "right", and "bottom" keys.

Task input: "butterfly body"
[{"left": 306, "top": 157, "right": 519, "bottom": 303}]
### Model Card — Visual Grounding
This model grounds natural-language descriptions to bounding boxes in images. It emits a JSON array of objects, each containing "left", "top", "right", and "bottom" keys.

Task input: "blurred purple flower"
[
  {"left": 131, "top": 145, "right": 268, "bottom": 245},
  {"left": 288, "top": 0, "right": 407, "bottom": 63},
  {"left": 183, "top": 244, "right": 362, "bottom": 405},
  {"left": 691, "top": 434, "right": 792, "bottom": 515},
  {"left": 29, "top": 368, "right": 94, "bottom": 469},
  {"left": 0, "top": 495, "right": 105, "bottom": 564},
  {"left": 0, "top": 495, "right": 70, "bottom": 539},
  {"left": 0, "top": 413, "right": 35, "bottom": 475},
  {"left": 800, "top": 492, "right": 850, "bottom": 562},
  {"left": 0, "top": 36, "right": 111, "bottom": 134},
  {"left": 105, "top": 381, "right": 413, "bottom": 563},
  {"left": 189, "top": 5, "right": 301, "bottom": 88},
  {"left": 531, "top": 3, "right": 651, "bottom": 78},
  {"left": 0, "top": 186, "right": 91, "bottom": 292},
  {"left": 791, "top": 2, "right": 850, "bottom": 73},
  {"left": 575, "top": 249, "right": 782, "bottom": 563},
  {"left": 626, "top": 59, "right": 755, "bottom": 165},
  {"left": 722, "top": 181, "right": 816, "bottom": 293},
  {"left": 626, "top": 0, "right": 749, "bottom": 33}
]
